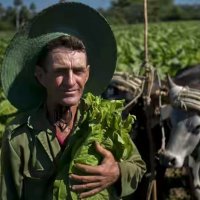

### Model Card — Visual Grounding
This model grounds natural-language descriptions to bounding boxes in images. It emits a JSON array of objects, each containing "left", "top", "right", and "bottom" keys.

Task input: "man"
[{"left": 0, "top": 2, "right": 146, "bottom": 200}]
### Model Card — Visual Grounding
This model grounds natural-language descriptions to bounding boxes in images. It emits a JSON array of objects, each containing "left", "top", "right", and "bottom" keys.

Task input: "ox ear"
[{"left": 167, "top": 75, "right": 176, "bottom": 88}]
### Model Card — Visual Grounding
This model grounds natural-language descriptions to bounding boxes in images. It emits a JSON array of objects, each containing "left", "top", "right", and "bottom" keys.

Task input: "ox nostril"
[{"left": 169, "top": 157, "right": 176, "bottom": 167}]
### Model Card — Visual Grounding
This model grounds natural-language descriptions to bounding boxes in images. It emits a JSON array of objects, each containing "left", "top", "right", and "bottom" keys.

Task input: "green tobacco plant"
[
  {"left": 0, "top": 21, "right": 200, "bottom": 144},
  {"left": 113, "top": 21, "right": 200, "bottom": 78},
  {"left": 0, "top": 89, "right": 16, "bottom": 144},
  {"left": 0, "top": 34, "right": 16, "bottom": 143}
]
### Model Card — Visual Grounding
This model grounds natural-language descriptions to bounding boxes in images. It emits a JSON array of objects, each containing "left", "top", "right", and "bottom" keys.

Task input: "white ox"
[{"left": 159, "top": 78, "right": 200, "bottom": 200}]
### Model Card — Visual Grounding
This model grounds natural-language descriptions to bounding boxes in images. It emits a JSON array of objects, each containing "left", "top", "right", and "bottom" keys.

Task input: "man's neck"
[{"left": 46, "top": 102, "right": 78, "bottom": 130}]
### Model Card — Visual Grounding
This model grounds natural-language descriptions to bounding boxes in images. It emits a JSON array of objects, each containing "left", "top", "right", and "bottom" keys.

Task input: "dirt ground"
[{"left": 164, "top": 167, "right": 193, "bottom": 200}]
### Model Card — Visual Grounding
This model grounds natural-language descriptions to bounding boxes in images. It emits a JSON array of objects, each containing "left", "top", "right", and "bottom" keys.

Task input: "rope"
[
  {"left": 122, "top": 78, "right": 145, "bottom": 117},
  {"left": 144, "top": 0, "right": 149, "bottom": 64},
  {"left": 146, "top": 179, "right": 157, "bottom": 200},
  {"left": 142, "top": 0, "right": 155, "bottom": 107},
  {"left": 157, "top": 70, "right": 166, "bottom": 151},
  {"left": 143, "top": 1, "right": 157, "bottom": 200}
]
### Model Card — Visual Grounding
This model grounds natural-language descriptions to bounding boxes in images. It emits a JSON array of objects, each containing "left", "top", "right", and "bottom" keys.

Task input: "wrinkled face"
[{"left": 35, "top": 46, "right": 90, "bottom": 107}]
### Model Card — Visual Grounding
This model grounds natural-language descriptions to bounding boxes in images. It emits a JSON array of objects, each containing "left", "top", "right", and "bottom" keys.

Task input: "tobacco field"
[
  {"left": 0, "top": 20, "right": 200, "bottom": 142},
  {"left": 114, "top": 21, "right": 200, "bottom": 77},
  {"left": 0, "top": 21, "right": 200, "bottom": 199}
]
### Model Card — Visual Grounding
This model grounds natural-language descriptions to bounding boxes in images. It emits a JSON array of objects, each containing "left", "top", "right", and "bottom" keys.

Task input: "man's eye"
[
  {"left": 54, "top": 68, "right": 64, "bottom": 73},
  {"left": 55, "top": 71, "right": 63, "bottom": 75},
  {"left": 74, "top": 69, "right": 85, "bottom": 74}
]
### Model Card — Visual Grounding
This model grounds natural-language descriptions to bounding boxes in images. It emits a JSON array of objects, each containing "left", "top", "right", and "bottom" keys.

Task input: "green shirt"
[{"left": 0, "top": 94, "right": 146, "bottom": 200}]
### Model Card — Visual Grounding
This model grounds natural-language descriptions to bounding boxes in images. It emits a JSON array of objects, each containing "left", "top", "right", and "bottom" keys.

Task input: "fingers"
[
  {"left": 74, "top": 163, "right": 101, "bottom": 174},
  {"left": 72, "top": 182, "right": 101, "bottom": 191},
  {"left": 70, "top": 174, "right": 102, "bottom": 183},
  {"left": 78, "top": 188, "right": 101, "bottom": 199},
  {"left": 69, "top": 174, "right": 105, "bottom": 199},
  {"left": 95, "top": 142, "right": 112, "bottom": 158}
]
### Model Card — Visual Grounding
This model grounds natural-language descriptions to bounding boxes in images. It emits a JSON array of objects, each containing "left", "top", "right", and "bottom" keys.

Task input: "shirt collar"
[
  {"left": 27, "top": 105, "right": 53, "bottom": 132},
  {"left": 26, "top": 102, "right": 83, "bottom": 133}
]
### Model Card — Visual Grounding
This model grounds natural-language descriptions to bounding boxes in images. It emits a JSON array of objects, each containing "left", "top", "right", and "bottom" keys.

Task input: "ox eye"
[{"left": 192, "top": 125, "right": 200, "bottom": 135}]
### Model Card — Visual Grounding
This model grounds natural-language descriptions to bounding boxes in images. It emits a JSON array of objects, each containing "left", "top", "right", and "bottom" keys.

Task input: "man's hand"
[{"left": 69, "top": 142, "right": 120, "bottom": 199}]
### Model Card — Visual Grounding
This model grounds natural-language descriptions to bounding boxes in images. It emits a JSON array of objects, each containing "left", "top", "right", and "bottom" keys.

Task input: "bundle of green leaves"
[{"left": 68, "top": 93, "right": 136, "bottom": 199}]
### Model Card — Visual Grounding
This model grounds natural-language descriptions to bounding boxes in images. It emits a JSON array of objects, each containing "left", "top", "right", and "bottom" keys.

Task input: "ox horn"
[
  {"left": 167, "top": 76, "right": 200, "bottom": 112},
  {"left": 167, "top": 75, "right": 184, "bottom": 104},
  {"left": 167, "top": 75, "right": 176, "bottom": 88},
  {"left": 167, "top": 75, "right": 183, "bottom": 97}
]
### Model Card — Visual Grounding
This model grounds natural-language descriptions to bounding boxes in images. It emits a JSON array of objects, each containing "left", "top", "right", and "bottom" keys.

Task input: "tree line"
[
  {"left": 0, "top": 0, "right": 67, "bottom": 31},
  {"left": 0, "top": 0, "right": 37, "bottom": 30},
  {"left": 0, "top": 0, "right": 200, "bottom": 31},
  {"left": 101, "top": 0, "right": 200, "bottom": 24}
]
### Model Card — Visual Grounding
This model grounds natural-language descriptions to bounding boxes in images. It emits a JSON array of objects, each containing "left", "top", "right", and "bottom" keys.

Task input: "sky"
[
  {"left": 175, "top": 0, "right": 200, "bottom": 4},
  {"left": 0, "top": 0, "right": 199, "bottom": 11},
  {"left": 0, "top": 0, "right": 111, "bottom": 10}
]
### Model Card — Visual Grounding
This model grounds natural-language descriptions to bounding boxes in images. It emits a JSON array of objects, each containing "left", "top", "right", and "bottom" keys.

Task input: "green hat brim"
[{"left": 1, "top": 2, "right": 117, "bottom": 111}]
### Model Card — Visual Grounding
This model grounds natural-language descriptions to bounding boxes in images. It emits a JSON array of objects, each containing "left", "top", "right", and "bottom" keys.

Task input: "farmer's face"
[{"left": 37, "top": 46, "right": 89, "bottom": 107}]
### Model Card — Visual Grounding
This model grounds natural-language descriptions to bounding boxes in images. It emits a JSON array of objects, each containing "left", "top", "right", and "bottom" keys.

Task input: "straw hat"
[{"left": 1, "top": 2, "right": 117, "bottom": 111}]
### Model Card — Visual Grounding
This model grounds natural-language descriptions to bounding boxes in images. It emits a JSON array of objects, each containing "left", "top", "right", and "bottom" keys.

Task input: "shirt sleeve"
[
  {"left": 118, "top": 140, "right": 146, "bottom": 197},
  {"left": 0, "top": 130, "right": 23, "bottom": 200}
]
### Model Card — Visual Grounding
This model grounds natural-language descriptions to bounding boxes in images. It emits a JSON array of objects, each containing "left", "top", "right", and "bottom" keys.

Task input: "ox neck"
[{"left": 191, "top": 141, "right": 200, "bottom": 162}]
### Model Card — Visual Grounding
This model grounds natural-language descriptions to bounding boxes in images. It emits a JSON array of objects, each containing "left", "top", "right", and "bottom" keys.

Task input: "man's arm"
[
  {"left": 0, "top": 132, "right": 23, "bottom": 200},
  {"left": 118, "top": 142, "right": 146, "bottom": 197}
]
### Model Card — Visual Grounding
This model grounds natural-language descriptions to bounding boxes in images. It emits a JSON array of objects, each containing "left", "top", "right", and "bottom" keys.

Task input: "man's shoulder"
[
  {"left": 5, "top": 112, "right": 30, "bottom": 136},
  {"left": 4, "top": 106, "right": 49, "bottom": 140}
]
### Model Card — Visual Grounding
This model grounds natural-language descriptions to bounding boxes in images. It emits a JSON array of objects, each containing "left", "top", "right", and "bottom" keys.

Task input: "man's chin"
[{"left": 60, "top": 98, "right": 80, "bottom": 107}]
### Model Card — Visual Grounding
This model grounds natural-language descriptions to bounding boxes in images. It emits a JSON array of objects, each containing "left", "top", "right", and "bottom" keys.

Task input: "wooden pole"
[{"left": 143, "top": 0, "right": 157, "bottom": 200}]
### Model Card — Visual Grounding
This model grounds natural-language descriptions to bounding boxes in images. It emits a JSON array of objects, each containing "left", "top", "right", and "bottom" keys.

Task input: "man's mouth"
[{"left": 63, "top": 90, "right": 78, "bottom": 95}]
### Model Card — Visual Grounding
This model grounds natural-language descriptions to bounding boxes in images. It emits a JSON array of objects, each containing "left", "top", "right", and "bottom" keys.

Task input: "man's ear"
[
  {"left": 85, "top": 65, "right": 90, "bottom": 83},
  {"left": 35, "top": 65, "right": 46, "bottom": 87}
]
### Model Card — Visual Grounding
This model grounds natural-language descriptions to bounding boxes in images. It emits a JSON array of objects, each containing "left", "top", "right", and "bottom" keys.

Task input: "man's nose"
[{"left": 64, "top": 70, "right": 75, "bottom": 86}]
